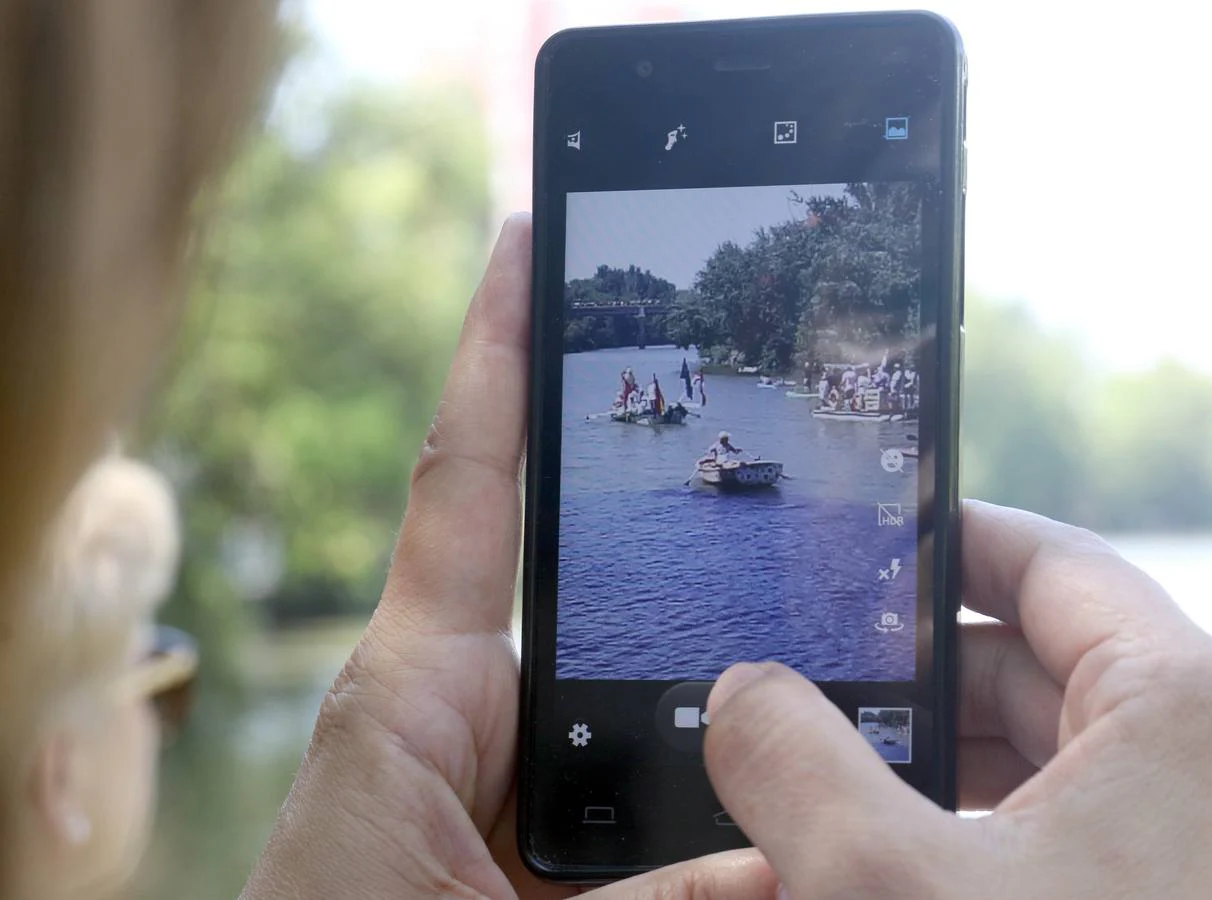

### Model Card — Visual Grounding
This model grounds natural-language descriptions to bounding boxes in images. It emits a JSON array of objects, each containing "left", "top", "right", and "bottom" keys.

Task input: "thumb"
[
  {"left": 703, "top": 663, "right": 957, "bottom": 897},
  {"left": 588, "top": 849, "right": 778, "bottom": 900}
]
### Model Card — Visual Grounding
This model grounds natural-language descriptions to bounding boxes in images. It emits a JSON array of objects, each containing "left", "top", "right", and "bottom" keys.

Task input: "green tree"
[
  {"left": 668, "top": 182, "right": 921, "bottom": 372},
  {"left": 797, "top": 182, "right": 922, "bottom": 368},
  {"left": 141, "top": 82, "right": 491, "bottom": 679},
  {"left": 961, "top": 297, "right": 1212, "bottom": 531},
  {"left": 1085, "top": 361, "right": 1212, "bottom": 530},
  {"left": 960, "top": 298, "right": 1095, "bottom": 524}
]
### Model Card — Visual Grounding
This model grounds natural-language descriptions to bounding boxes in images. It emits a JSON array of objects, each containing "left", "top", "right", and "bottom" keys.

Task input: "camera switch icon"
[
  {"left": 674, "top": 706, "right": 711, "bottom": 729},
  {"left": 875, "top": 612, "right": 905, "bottom": 633}
]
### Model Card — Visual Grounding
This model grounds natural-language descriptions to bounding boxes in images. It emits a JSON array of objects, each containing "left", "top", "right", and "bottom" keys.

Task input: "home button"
[{"left": 582, "top": 805, "right": 616, "bottom": 825}]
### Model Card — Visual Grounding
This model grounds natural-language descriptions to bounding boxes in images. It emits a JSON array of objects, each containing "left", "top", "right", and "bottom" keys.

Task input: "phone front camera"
[{"left": 636, "top": 60, "right": 654, "bottom": 78}]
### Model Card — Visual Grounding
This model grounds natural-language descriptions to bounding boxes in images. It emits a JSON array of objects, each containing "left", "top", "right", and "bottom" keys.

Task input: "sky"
[
  {"left": 303, "top": 0, "right": 1212, "bottom": 374},
  {"left": 566, "top": 184, "right": 848, "bottom": 288}
]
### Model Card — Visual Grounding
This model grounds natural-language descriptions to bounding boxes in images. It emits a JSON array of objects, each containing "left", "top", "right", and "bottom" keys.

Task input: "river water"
[{"left": 556, "top": 346, "right": 920, "bottom": 682}]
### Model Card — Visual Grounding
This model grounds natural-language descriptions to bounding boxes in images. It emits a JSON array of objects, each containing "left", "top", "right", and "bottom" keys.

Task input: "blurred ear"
[{"left": 29, "top": 732, "right": 92, "bottom": 849}]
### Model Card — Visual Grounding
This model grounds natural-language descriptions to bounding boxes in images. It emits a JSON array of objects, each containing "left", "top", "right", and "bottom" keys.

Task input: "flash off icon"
[{"left": 773, "top": 120, "right": 797, "bottom": 144}]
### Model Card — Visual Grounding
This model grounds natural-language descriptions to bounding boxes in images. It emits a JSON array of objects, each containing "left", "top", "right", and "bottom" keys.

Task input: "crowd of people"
[
  {"left": 612, "top": 367, "right": 667, "bottom": 417},
  {"left": 814, "top": 355, "right": 919, "bottom": 413}
]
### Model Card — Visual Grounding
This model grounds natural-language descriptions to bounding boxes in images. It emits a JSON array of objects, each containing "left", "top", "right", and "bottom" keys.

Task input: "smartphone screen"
[{"left": 522, "top": 12, "right": 965, "bottom": 880}]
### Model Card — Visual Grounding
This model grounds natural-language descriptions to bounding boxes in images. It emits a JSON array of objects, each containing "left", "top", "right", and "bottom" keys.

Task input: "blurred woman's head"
[
  {"left": 7, "top": 455, "right": 189, "bottom": 899},
  {"left": 0, "top": 1, "right": 277, "bottom": 895}
]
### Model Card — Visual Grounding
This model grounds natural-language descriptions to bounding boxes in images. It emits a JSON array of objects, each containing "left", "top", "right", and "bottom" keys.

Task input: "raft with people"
[
  {"left": 810, "top": 356, "right": 920, "bottom": 422},
  {"left": 590, "top": 365, "right": 699, "bottom": 427},
  {"left": 811, "top": 406, "right": 911, "bottom": 422},
  {"left": 610, "top": 404, "right": 690, "bottom": 427}
]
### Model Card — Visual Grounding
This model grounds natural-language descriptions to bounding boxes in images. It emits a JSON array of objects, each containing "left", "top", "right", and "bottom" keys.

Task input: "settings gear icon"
[{"left": 568, "top": 723, "right": 592, "bottom": 748}]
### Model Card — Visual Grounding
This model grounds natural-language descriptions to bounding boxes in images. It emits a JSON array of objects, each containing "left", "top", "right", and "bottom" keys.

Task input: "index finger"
[
  {"left": 961, "top": 499, "right": 1198, "bottom": 685},
  {"left": 381, "top": 214, "right": 532, "bottom": 635}
]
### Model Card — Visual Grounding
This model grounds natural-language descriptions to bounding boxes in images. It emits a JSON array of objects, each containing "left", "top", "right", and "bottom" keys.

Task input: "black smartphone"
[{"left": 521, "top": 10, "right": 965, "bottom": 882}]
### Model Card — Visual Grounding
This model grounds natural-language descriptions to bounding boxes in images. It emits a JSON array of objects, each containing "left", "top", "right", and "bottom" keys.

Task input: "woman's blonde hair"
[
  {"left": 0, "top": 0, "right": 278, "bottom": 890},
  {"left": 34, "top": 453, "right": 182, "bottom": 718}
]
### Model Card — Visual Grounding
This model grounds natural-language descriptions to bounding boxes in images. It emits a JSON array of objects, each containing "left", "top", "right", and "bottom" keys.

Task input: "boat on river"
[
  {"left": 695, "top": 459, "right": 784, "bottom": 489},
  {"left": 757, "top": 376, "right": 796, "bottom": 389},
  {"left": 812, "top": 388, "right": 917, "bottom": 422},
  {"left": 785, "top": 390, "right": 816, "bottom": 400},
  {"left": 812, "top": 408, "right": 912, "bottom": 422},
  {"left": 611, "top": 404, "right": 689, "bottom": 426}
]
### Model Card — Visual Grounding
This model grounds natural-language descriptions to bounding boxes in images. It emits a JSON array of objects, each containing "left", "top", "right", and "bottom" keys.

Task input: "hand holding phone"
[
  {"left": 239, "top": 203, "right": 1212, "bottom": 900},
  {"left": 702, "top": 502, "right": 1212, "bottom": 899}
]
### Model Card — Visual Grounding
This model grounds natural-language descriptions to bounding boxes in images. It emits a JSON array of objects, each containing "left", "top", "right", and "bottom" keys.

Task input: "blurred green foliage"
[
  {"left": 962, "top": 300, "right": 1212, "bottom": 530},
  {"left": 141, "top": 79, "right": 491, "bottom": 683}
]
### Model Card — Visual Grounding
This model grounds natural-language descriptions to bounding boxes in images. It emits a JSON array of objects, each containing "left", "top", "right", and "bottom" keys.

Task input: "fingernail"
[
  {"left": 708, "top": 662, "right": 768, "bottom": 717},
  {"left": 776, "top": 884, "right": 791, "bottom": 900}
]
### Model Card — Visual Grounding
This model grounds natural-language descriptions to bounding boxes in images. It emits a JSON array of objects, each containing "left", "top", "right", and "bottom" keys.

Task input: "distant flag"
[
  {"left": 652, "top": 374, "right": 665, "bottom": 416},
  {"left": 680, "top": 358, "right": 692, "bottom": 399}
]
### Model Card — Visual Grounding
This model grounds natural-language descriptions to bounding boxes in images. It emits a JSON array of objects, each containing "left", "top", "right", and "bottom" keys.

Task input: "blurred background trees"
[
  {"left": 130, "top": 59, "right": 492, "bottom": 898},
  {"left": 139, "top": 79, "right": 489, "bottom": 671}
]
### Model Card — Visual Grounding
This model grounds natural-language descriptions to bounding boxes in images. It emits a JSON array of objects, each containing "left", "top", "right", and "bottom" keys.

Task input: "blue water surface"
[{"left": 556, "top": 346, "right": 919, "bottom": 682}]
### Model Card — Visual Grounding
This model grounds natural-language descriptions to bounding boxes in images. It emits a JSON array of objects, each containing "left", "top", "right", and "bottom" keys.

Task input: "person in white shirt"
[
  {"left": 700, "top": 431, "right": 744, "bottom": 465},
  {"left": 841, "top": 367, "right": 857, "bottom": 399}
]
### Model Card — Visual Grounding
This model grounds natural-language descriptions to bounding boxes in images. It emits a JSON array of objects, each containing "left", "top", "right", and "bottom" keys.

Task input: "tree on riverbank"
[
  {"left": 666, "top": 182, "right": 922, "bottom": 373},
  {"left": 139, "top": 81, "right": 491, "bottom": 674}
]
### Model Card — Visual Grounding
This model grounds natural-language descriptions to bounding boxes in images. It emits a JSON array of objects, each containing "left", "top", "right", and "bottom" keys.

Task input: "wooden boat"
[
  {"left": 814, "top": 408, "right": 891, "bottom": 422},
  {"left": 696, "top": 459, "right": 783, "bottom": 489},
  {"left": 811, "top": 407, "right": 916, "bottom": 423},
  {"left": 812, "top": 386, "right": 917, "bottom": 422}
]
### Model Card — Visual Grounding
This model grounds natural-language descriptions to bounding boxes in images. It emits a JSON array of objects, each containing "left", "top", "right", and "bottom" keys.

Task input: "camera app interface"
[{"left": 556, "top": 181, "right": 922, "bottom": 684}]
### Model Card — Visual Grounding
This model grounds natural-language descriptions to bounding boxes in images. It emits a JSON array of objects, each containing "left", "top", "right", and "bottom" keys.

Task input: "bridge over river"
[{"left": 566, "top": 299, "right": 673, "bottom": 349}]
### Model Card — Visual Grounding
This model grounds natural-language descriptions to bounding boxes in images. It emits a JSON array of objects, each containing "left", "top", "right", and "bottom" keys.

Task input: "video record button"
[{"left": 655, "top": 681, "right": 715, "bottom": 752}]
